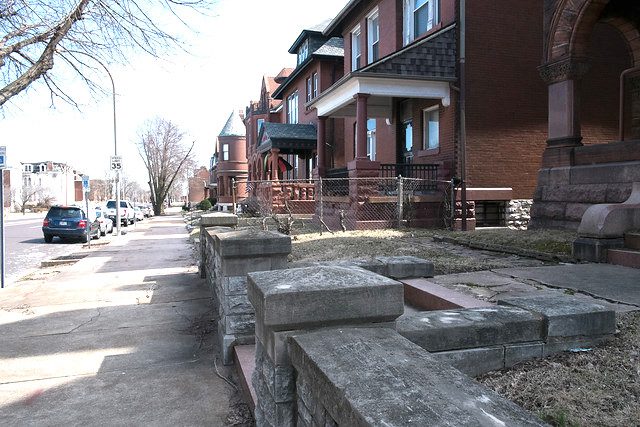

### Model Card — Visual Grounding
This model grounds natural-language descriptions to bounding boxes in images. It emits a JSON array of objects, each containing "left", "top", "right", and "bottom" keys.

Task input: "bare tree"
[
  {"left": 137, "top": 118, "right": 194, "bottom": 215},
  {"left": 16, "top": 182, "right": 43, "bottom": 214},
  {"left": 0, "top": 0, "right": 213, "bottom": 107}
]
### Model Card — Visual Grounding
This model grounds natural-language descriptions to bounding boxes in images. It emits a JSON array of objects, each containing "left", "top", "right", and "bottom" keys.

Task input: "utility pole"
[{"left": 459, "top": 0, "right": 468, "bottom": 231}]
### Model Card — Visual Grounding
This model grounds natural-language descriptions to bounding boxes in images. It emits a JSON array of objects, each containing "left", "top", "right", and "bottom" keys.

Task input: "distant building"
[
  {"left": 18, "top": 161, "right": 82, "bottom": 208},
  {"left": 211, "top": 111, "right": 248, "bottom": 211},
  {"left": 188, "top": 166, "right": 210, "bottom": 204}
]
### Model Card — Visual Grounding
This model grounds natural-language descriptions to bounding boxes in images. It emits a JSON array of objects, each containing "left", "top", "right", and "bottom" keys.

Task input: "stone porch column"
[
  {"left": 316, "top": 116, "right": 327, "bottom": 177},
  {"left": 270, "top": 148, "right": 280, "bottom": 181},
  {"left": 538, "top": 58, "right": 590, "bottom": 168},
  {"left": 355, "top": 93, "right": 369, "bottom": 160}
]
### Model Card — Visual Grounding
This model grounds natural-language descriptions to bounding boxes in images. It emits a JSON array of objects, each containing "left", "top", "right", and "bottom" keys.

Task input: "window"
[
  {"left": 297, "top": 40, "right": 309, "bottom": 65},
  {"left": 256, "top": 118, "right": 265, "bottom": 133},
  {"left": 312, "top": 72, "right": 318, "bottom": 98},
  {"left": 367, "top": 10, "right": 380, "bottom": 64},
  {"left": 351, "top": 26, "right": 362, "bottom": 71},
  {"left": 306, "top": 77, "right": 312, "bottom": 102},
  {"left": 222, "top": 144, "right": 229, "bottom": 161},
  {"left": 287, "top": 91, "right": 299, "bottom": 124},
  {"left": 403, "top": 0, "right": 438, "bottom": 45},
  {"left": 423, "top": 107, "right": 439, "bottom": 150},
  {"left": 367, "top": 118, "right": 377, "bottom": 160}
]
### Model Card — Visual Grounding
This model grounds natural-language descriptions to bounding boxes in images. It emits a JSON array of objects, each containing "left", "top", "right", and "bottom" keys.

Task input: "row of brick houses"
[{"left": 210, "top": 0, "right": 639, "bottom": 236}]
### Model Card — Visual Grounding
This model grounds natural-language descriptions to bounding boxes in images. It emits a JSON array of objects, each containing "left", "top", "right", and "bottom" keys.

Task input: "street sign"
[
  {"left": 110, "top": 155, "right": 122, "bottom": 170},
  {"left": 82, "top": 175, "right": 90, "bottom": 192},
  {"left": 0, "top": 146, "right": 6, "bottom": 169}
]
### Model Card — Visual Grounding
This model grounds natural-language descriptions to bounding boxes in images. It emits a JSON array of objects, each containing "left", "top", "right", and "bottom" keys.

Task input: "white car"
[
  {"left": 134, "top": 206, "right": 144, "bottom": 222},
  {"left": 95, "top": 208, "right": 114, "bottom": 236},
  {"left": 105, "top": 199, "right": 135, "bottom": 226}
]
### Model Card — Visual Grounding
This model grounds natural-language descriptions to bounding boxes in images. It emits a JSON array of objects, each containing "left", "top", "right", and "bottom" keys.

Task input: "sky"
[{"left": 0, "top": 0, "right": 348, "bottom": 186}]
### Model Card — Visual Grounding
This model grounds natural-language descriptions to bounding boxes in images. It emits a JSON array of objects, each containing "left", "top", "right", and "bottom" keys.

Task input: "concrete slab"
[
  {"left": 289, "top": 327, "right": 546, "bottom": 426},
  {"left": 496, "top": 264, "right": 640, "bottom": 307},
  {"left": 402, "top": 278, "right": 494, "bottom": 310}
]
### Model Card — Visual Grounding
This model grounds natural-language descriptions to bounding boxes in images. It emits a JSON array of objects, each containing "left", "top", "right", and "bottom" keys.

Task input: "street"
[{"left": 3, "top": 213, "right": 79, "bottom": 285}]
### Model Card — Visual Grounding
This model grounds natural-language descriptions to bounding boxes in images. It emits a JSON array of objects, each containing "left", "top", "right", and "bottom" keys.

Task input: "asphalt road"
[{"left": 2, "top": 213, "right": 80, "bottom": 286}]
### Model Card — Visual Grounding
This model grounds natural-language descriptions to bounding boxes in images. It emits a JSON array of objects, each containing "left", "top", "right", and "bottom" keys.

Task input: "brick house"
[
  {"left": 309, "top": 0, "right": 548, "bottom": 229},
  {"left": 187, "top": 166, "right": 210, "bottom": 204},
  {"left": 212, "top": 111, "right": 249, "bottom": 211},
  {"left": 530, "top": 0, "right": 640, "bottom": 229}
]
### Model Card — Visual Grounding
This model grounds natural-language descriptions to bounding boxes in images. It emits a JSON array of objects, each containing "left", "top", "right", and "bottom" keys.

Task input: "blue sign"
[{"left": 82, "top": 176, "right": 90, "bottom": 192}]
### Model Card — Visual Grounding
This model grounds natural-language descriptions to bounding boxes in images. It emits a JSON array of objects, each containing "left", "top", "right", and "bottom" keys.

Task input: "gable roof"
[
  {"left": 313, "top": 37, "right": 344, "bottom": 57},
  {"left": 257, "top": 122, "right": 317, "bottom": 154}
]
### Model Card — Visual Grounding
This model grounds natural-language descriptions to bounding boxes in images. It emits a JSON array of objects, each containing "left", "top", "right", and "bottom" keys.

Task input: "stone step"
[
  {"left": 402, "top": 278, "right": 494, "bottom": 310},
  {"left": 624, "top": 232, "right": 640, "bottom": 250},
  {"left": 608, "top": 248, "right": 640, "bottom": 269},
  {"left": 233, "top": 345, "right": 257, "bottom": 413}
]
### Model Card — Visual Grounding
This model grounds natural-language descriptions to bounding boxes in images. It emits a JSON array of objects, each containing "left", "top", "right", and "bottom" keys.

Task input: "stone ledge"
[
  {"left": 200, "top": 212, "right": 238, "bottom": 227},
  {"left": 289, "top": 327, "right": 546, "bottom": 426},
  {"left": 397, "top": 306, "right": 544, "bottom": 352},
  {"left": 402, "top": 278, "right": 494, "bottom": 310}
]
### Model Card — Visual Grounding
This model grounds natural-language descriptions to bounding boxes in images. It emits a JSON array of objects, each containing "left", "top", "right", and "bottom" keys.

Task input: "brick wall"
[{"left": 465, "top": 0, "right": 547, "bottom": 199}]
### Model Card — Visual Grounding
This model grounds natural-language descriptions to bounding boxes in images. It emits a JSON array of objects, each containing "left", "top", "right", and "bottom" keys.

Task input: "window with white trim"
[
  {"left": 367, "top": 118, "right": 377, "bottom": 160},
  {"left": 423, "top": 106, "right": 439, "bottom": 150},
  {"left": 297, "top": 40, "right": 309, "bottom": 65},
  {"left": 367, "top": 9, "right": 380, "bottom": 64},
  {"left": 306, "top": 77, "right": 313, "bottom": 102},
  {"left": 351, "top": 25, "right": 362, "bottom": 71},
  {"left": 287, "top": 91, "right": 299, "bottom": 124},
  {"left": 312, "top": 72, "right": 318, "bottom": 98},
  {"left": 403, "top": 0, "right": 438, "bottom": 46},
  {"left": 24, "top": 164, "right": 32, "bottom": 172},
  {"left": 222, "top": 143, "right": 230, "bottom": 161}
]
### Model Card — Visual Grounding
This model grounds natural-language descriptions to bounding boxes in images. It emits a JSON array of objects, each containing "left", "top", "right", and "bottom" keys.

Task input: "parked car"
[
  {"left": 95, "top": 208, "right": 114, "bottom": 236},
  {"left": 42, "top": 206, "right": 100, "bottom": 243},
  {"left": 105, "top": 199, "right": 135, "bottom": 226},
  {"left": 134, "top": 206, "right": 144, "bottom": 222}
]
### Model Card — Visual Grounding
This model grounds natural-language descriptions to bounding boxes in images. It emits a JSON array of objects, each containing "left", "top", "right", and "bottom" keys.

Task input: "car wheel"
[
  {"left": 44, "top": 234, "right": 53, "bottom": 243},
  {"left": 95, "top": 230, "right": 100, "bottom": 240},
  {"left": 123, "top": 220, "right": 128, "bottom": 227}
]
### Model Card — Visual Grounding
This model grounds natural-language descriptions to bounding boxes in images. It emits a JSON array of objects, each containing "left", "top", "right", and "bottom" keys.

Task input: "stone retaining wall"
[{"left": 508, "top": 199, "right": 533, "bottom": 229}]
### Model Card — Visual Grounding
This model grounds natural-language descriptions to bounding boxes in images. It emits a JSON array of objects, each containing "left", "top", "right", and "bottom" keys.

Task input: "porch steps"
[
  {"left": 233, "top": 345, "right": 257, "bottom": 414},
  {"left": 402, "top": 278, "right": 494, "bottom": 310},
  {"left": 607, "top": 232, "right": 640, "bottom": 269}
]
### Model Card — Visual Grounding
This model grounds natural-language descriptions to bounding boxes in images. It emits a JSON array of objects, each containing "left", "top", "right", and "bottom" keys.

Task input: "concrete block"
[
  {"left": 220, "top": 255, "right": 288, "bottom": 277},
  {"left": 498, "top": 294, "right": 616, "bottom": 338},
  {"left": 219, "top": 332, "right": 236, "bottom": 366},
  {"left": 397, "top": 306, "right": 544, "bottom": 352},
  {"left": 224, "top": 313, "right": 255, "bottom": 335},
  {"left": 542, "top": 335, "right": 611, "bottom": 357},
  {"left": 331, "top": 259, "right": 387, "bottom": 276},
  {"left": 288, "top": 327, "right": 546, "bottom": 426},
  {"left": 222, "top": 293, "right": 254, "bottom": 316},
  {"left": 200, "top": 212, "right": 238, "bottom": 227},
  {"left": 572, "top": 237, "right": 624, "bottom": 262},
  {"left": 376, "top": 255, "right": 435, "bottom": 278},
  {"left": 433, "top": 346, "right": 505, "bottom": 377},
  {"left": 221, "top": 276, "right": 248, "bottom": 296},
  {"left": 216, "top": 229, "right": 291, "bottom": 258},
  {"left": 504, "top": 342, "right": 544, "bottom": 367},
  {"left": 248, "top": 266, "right": 404, "bottom": 333},
  {"left": 402, "top": 278, "right": 494, "bottom": 310}
]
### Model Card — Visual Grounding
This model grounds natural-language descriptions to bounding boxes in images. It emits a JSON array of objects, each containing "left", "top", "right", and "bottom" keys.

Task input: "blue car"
[{"left": 42, "top": 206, "right": 101, "bottom": 243}]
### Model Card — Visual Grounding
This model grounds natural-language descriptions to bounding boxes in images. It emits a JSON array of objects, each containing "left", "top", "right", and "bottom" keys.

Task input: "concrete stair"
[{"left": 608, "top": 232, "right": 640, "bottom": 269}]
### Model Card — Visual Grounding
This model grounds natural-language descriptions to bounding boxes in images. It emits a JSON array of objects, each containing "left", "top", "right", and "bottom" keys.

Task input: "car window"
[
  {"left": 106, "top": 201, "right": 116, "bottom": 209},
  {"left": 48, "top": 208, "right": 82, "bottom": 218},
  {"left": 120, "top": 201, "right": 128, "bottom": 208}
]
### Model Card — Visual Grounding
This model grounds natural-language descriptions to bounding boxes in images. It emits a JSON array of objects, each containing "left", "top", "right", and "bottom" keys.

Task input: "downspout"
[
  {"left": 459, "top": 0, "right": 468, "bottom": 230},
  {"left": 619, "top": 65, "right": 640, "bottom": 141}
]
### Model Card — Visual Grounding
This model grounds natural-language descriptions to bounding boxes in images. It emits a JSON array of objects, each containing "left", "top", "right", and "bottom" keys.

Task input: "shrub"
[{"left": 198, "top": 198, "right": 212, "bottom": 211}]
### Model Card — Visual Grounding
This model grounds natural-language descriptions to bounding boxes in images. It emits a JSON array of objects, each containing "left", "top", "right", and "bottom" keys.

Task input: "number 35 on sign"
[{"left": 110, "top": 155, "right": 122, "bottom": 170}]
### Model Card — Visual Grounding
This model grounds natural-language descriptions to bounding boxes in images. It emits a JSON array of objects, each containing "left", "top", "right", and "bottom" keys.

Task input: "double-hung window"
[
  {"left": 351, "top": 26, "right": 362, "bottom": 71},
  {"left": 222, "top": 144, "right": 230, "bottom": 161},
  {"left": 312, "top": 72, "right": 318, "bottom": 98},
  {"left": 287, "top": 91, "right": 299, "bottom": 124},
  {"left": 403, "top": 0, "right": 438, "bottom": 45},
  {"left": 367, "top": 118, "right": 377, "bottom": 160},
  {"left": 306, "top": 78, "right": 313, "bottom": 103},
  {"left": 367, "top": 9, "right": 380, "bottom": 64},
  {"left": 297, "top": 40, "right": 309, "bottom": 65},
  {"left": 423, "top": 106, "right": 439, "bottom": 150}
]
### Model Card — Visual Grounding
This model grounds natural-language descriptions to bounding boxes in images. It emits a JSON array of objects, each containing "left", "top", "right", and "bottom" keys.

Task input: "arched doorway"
[{"left": 531, "top": 0, "right": 640, "bottom": 230}]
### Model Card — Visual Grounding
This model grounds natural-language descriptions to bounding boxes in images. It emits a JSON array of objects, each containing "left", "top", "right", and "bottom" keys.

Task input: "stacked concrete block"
[
  {"left": 289, "top": 327, "right": 546, "bottom": 426},
  {"left": 199, "top": 212, "right": 238, "bottom": 279},
  {"left": 289, "top": 255, "right": 435, "bottom": 279},
  {"left": 247, "top": 265, "right": 404, "bottom": 427},
  {"left": 397, "top": 294, "right": 616, "bottom": 377},
  {"left": 210, "top": 228, "right": 291, "bottom": 365}
]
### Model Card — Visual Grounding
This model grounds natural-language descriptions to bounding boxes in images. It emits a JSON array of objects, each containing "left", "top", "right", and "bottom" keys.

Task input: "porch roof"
[
  {"left": 309, "top": 24, "right": 457, "bottom": 118},
  {"left": 257, "top": 122, "right": 317, "bottom": 154}
]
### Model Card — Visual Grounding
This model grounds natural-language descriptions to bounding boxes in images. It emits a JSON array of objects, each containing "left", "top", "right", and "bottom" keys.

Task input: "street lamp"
[{"left": 63, "top": 50, "right": 121, "bottom": 235}]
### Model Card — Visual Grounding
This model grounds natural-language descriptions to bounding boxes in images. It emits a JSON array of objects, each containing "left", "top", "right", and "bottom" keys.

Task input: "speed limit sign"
[{"left": 110, "top": 155, "right": 122, "bottom": 170}]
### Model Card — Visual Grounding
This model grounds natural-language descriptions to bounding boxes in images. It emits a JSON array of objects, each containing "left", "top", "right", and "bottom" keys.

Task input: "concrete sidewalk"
[{"left": 0, "top": 213, "right": 238, "bottom": 425}]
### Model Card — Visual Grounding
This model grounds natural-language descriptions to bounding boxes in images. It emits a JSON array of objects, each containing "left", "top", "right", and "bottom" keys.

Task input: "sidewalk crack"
[{"left": 68, "top": 307, "right": 103, "bottom": 334}]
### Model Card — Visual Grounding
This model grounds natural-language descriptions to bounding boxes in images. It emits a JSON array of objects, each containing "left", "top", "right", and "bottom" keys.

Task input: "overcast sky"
[{"left": 0, "top": 0, "right": 347, "bottom": 185}]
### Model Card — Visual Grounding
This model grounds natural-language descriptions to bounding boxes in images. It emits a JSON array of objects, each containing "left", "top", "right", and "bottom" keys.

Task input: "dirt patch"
[{"left": 478, "top": 312, "right": 640, "bottom": 426}]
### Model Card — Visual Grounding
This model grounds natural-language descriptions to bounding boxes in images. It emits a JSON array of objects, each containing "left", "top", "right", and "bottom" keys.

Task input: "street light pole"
[{"left": 66, "top": 50, "right": 120, "bottom": 235}]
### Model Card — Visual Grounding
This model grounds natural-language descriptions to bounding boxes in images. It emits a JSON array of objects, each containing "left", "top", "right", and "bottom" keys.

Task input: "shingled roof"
[
  {"left": 257, "top": 122, "right": 317, "bottom": 154},
  {"left": 219, "top": 111, "right": 245, "bottom": 137},
  {"left": 313, "top": 37, "right": 344, "bottom": 58}
]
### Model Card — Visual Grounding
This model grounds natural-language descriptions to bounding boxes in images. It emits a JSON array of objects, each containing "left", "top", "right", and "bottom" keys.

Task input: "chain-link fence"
[{"left": 238, "top": 177, "right": 455, "bottom": 233}]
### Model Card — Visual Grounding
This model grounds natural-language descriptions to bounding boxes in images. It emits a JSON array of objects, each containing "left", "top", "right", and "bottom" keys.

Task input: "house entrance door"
[{"left": 400, "top": 120, "right": 414, "bottom": 171}]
